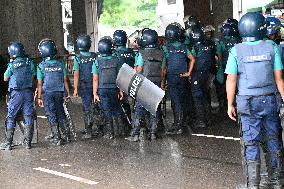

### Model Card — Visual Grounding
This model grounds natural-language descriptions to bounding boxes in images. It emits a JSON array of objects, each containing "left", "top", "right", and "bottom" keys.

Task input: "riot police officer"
[
  {"left": 73, "top": 35, "right": 97, "bottom": 139},
  {"left": 113, "top": 30, "right": 136, "bottom": 68},
  {"left": 92, "top": 37, "right": 124, "bottom": 139},
  {"left": 190, "top": 28, "right": 217, "bottom": 128},
  {"left": 127, "top": 29, "right": 166, "bottom": 142},
  {"left": 163, "top": 23, "right": 196, "bottom": 134},
  {"left": 0, "top": 42, "right": 36, "bottom": 150},
  {"left": 226, "top": 12, "right": 284, "bottom": 189},
  {"left": 37, "top": 39, "right": 71, "bottom": 146},
  {"left": 113, "top": 30, "right": 136, "bottom": 126},
  {"left": 183, "top": 15, "right": 202, "bottom": 50},
  {"left": 215, "top": 23, "right": 241, "bottom": 111}
]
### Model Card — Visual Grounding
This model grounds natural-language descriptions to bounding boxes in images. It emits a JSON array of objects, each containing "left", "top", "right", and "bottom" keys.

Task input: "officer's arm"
[
  {"left": 3, "top": 77, "right": 8, "bottom": 81},
  {"left": 274, "top": 70, "right": 284, "bottom": 101},
  {"left": 187, "top": 54, "right": 195, "bottom": 75},
  {"left": 37, "top": 80, "right": 43, "bottom": 99},
  {"left": 226, "top": 74, "right": 237, "bottom": 107},
  {"left": 93, "top": 75, "right": 99, "bottom": 96},
  {"left": 73, "top": 71, "right": 79, "bottom": 93},
  {"left": 3, "top": 63, "right": 12, "bottom": 81},
  {"left": 64, "top": 76, "right": 71, "bottom": 97}
]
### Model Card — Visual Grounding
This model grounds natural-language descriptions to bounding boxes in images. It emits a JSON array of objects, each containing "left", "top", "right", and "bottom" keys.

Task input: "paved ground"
[{"left": 0, "top": 98, "right": 243, "bottom": 189}]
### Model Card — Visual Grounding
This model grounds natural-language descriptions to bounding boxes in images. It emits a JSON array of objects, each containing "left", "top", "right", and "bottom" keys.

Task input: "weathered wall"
[
  {"left": 184, "top": 0, "right": 233, "bottom": 34},
  {"left": 0, "top": 0, "right": 64, "bottom": 58},
  {"left": 71, "top": 0, "right": 87, "bottom": 48}
]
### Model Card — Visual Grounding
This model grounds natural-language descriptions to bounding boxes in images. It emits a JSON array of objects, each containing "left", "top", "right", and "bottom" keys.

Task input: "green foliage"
[{"left": 99, "top": 0, "right": 159, "bottom": 29}]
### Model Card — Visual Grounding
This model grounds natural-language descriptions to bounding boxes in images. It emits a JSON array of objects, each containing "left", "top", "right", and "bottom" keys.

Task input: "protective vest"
[
  {"left": 165, "top": 43, "right": 188, "bottom": 75},
  {"left": 235, "top": 41, "right": 277, "bottom": 96},
  {"left": 194, "top": 40, "right": 216, "bottom": 71},
  {"left": 114, "top": 48, "right": 135, "bottom": 68},
  {"left": 77, "top": 52, "right": 96, "bottom": 87},
  {"left": 42, "top": 60, "right": 65, "bottom": 92},
  {"left": 8, "top": 58, "right": 33, "bottom": 91},
  {"left": 140, "top": 48, "right": 164, "bottom": 85},
  {"left": 97, "top": 56, "right": 119, "bottom": 89},
  {"left": 222, "top": 37, "right": 241, "bottom": 68}
]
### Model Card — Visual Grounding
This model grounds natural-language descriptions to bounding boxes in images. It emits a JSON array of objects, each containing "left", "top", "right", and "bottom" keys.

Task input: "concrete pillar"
[{"left": 0, "top": 0, "right": 64, "bottom": 58}]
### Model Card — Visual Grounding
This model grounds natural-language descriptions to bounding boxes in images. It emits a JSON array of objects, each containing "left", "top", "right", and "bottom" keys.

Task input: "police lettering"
[
  {"left": 129, "top": 75, "right": 142, "bottom": 99},
  {"left": 81, "top": 57, "right": 95, "bottom": 63},
  {"left": 246, "top": 55, "right": 269, "bottom": 62},
  {"left": 13, "top": 62, "right": 24, "bottom": 68},
  {"left": 44, "top": 67, "right": 62, "bottom": 72}
]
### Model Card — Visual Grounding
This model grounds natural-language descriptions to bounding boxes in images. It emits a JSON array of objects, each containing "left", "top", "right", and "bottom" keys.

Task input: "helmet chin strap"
[{"left": 242, "top": 37, "right": 261, "bottom": 42}]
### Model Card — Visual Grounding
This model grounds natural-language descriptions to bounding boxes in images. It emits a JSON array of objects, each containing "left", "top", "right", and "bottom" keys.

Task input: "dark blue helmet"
[
  {"left": 184, "top": 15, "right": 201, "bottom": 30},
  {"left": 165, "top": 23, "right": 182, "bottom": 41},
  {"left": 266, "top": 17, "right": 283, "bottom": 36},
  {"left": 225, "top": 18, "right": 239, "bottom": 26},
  {"left": 191, "top": 28, "right": 205, "bottom": 45},
  {"left": 113, "top": 30, "right": 127, "bottom": 46},
  {"left": 8, "top": 42, "right": 25, "bottom": 58},
  {"left": 38, "top": 39, "right": 57, "bottom": 58},
  {"left": 76, "top": 35, "right": 92, "bottom": 51},
  {"left": 238, "top": 12, "right": 267, "bottom": 41},
  {"left": 141, "top": 29, "right": 158, "bottom": 48},
  {"left": 98, "top": 37, "right": 113, "bottom": 55},
  {"left": 221, "top": 23, "right": 239, "bottom": 37}
]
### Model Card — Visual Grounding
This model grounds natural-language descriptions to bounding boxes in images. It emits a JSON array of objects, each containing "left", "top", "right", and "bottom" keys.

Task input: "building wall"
[
  {"left": 184, "top": 0, "right": 233, "bottom": 34},
  {"left": 71, "top": 0, "right": 87, "bottom": 50},
  {"left": 0, "top": 0, "right": 64, "bottom": 58}
]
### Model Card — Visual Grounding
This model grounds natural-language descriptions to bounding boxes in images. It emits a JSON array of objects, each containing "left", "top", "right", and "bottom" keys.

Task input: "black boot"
[
  {"left": 22, "top": 125, "right": 34, "bottom": 149},
  {"left": 236, "top": 161, "right": 260, "bottom": 189},
  {"left": 0, "top": 128, "right": 14, "bottom": 150},
  {"left": 126, "top": 117, "right": 140, "bottom": 142},
  {"left": 176, "top": 112, "right": 184, "bottom": 135},
  {"left": 194, "top": 105, "right": 207, "bottom": 129},
  {"left": 60, "top": 121, "right": 71, "bottom": 143},
  {"left": 104, "top": 120, "right": 114, "bottom": 139},
  {"left": 50, "top": 124, "right": 63, "bottom": 146},
  {"left": 166, "top": 110, "right": 178, "bottom": 135},
  {"left": 82, "top": 112, "right": 93, "bottom": 139}
]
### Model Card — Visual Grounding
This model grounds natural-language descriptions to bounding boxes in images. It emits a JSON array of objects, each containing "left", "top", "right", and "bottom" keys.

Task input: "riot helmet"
[
  {"left": 184, "top": 15, "right": 201, "bottom": 30},
  {"left": 141, "top": 29, "right": 158, "bottom": 48},
  {"left": 221, "top": 23, "right": 239, "bottom": 37},
  {"left": 225, "top": 18, "right": 239, "bottom": 26},
  {"left": 76, "top": 35, "right": 92, "bottom": 51},
  {"left": 266, "top": 16, "right": 283, "bottom": 36},
  {"left": 238, "top": 12, "right": 267, "bottom": 42},
  {"left": 38, "top": 39, "right": 57, "bottom": 58},
  {"left": 191, "top": 28, "right": 205, "bottom": 45},
  {"left": 113, "top": 30, "right": 127, "bottom": 46},
  {"left": 165, "top": 23, "right": 182, "bottom": 41},
  {"left": 8, "top": 42, "right": 25, "bottom": 58},
  {"left": 98, "top": 36, "right": 113, "bottom": 55}
]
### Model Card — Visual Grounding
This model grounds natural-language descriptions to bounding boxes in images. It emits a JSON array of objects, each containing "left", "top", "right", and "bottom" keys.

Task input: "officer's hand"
[
  {"left": 118, "top": 91, "right": 124, "bottom": 100},
  {"left": 64, "top": 96, "right": 71, "bottom": 103},
  {"left": 73, "top": 89, "right": 78, "bottom": 97},
  {"left": 227, "top": 105, "right": 237, "bottom": 121},
  {"left": 94, "top": 94, "right": 100, "bottom": 103},
  {"left": 161, "top": 83, "right": 166, "bottom": 91},
  {"left": 180, "top": 72, "right": 191, "bottom": 78},
  {"left": 38, "top": 99, "right": 44, "bottom": 108}
]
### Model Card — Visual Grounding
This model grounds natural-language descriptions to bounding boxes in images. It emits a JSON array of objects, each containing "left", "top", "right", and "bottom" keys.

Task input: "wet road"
[{"left": 0, "top": 98, "right": 242, "bottom": 189}]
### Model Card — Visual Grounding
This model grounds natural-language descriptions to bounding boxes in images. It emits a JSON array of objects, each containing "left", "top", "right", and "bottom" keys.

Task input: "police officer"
[
  {"left": 183, "top": 15, "right": 202, "bottom": 50},
  {"left": 73, "top": 35, "right": 97, "bottom": 139},
  {"left": 127, "top": 29, "right": 165, "bottom": 142},
  {"left": 0, "top": 42, "right": 36, "bottom": 150},
  {"left": 113, "top": 30, "right": 136, "bottom": 126},
  {"left": 215, "top": 23, "right": 241, "bottom": 111},
  {"left": 37, "top": 39, "right": 71, "bottom": 146},
  {"left": 163, "top": 23, "right": 196, "bottom": 134},
  {"left": 113, "top": 30, "right": 136, "bottom": 68},
  {"left": 92, "top": 37, "right": 124, "bottom": 139},
  {"left": 226, "top": 12, "right": 284, "bottom": 189},
  {"left": 190, "top": 28, "right": 217, "bottom": 128}
]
